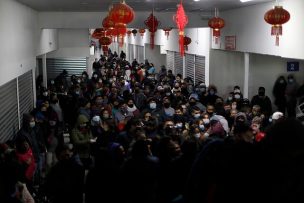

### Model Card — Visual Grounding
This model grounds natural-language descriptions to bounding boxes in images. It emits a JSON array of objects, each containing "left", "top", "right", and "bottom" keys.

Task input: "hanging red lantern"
[
  {"left": 131, "top": 29, "right": 137, "bottom": 37},
  {"left": 208, "top": 17, "right": 225, "bottom": 44},
  {"left": 99, "top": 36, "right": 112, "bottom": 56},
  {"left": 139, "top": 28, "right": 146, "bottom": 38},
  {"left": 92, "top": 28, "right": 109, "bottom": 39},
  {"left": 173, "top": 1, "right": 188, "bottom": 56},
  {"left": 127, "top": 30, "right": 132, "bottom": 37},
  {"left": 183, "top": 36, "right": 191, "bottom": 51},
  {"left": 163, "top": 28, "right": 172, "bottom": 40},
  {"left": 109, "top": 0, "right": 135, "bottom": 25},
  {"left": 115, "top": 23, "right": 127, "bottom": 47},
  {"left": 102, "top": 15, "right": 115, "bottom": 30},
  {"left": 144, "top": 12, "right": 160, "bottom": 49},
  {"left": 264, "top": 5, "right": 290, "bottom": 46}
]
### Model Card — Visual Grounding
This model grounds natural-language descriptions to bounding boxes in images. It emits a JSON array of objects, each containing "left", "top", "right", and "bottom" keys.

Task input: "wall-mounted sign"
[
  {"left": 225, "top": 36, "right": 236, "bottom": 50},
  {"left": 287, "top": 61, "right": 299, "bottom": 72}
]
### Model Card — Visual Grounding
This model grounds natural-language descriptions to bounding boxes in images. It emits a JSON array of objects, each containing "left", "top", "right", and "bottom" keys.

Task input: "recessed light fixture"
[
  {"left": 240, "top": 0, "right": 253, "bottom": 2},
  {"left": 194, "top": 0, "right": 200, "bottom": 2}
]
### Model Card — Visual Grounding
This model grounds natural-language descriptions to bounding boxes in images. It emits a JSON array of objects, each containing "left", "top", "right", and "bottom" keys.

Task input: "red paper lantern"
[
  {"left": 183, "top": 36, "right": 191, "bottom": 51},
  {"left": 145, "top": 12, "right": 160, "bottom": 49},
  {"left": 92, "top": 28, "right": 109, "bottom": 39},
  {"left": 109, "top": 0, "right": 135, "bottom": 25},
  {"left": 115, "top": 23, "right": 127, "bottom": 47},
  {"left": 163, "top": 28, "right": 172, "bottom": 40},
  {"left": 208, "top": 17, "right": 225, "bottom": 44},
  {"left": 131, "top": 29, "right": 137, "bottom": 37},
  {"left": 102, "top": 15, "right": 115, "bottom": 29},
  {"left": 264, "top": 5, "right": 290, "bottom": 46},
  {"left": 139, "top": 28, "right": 146, "bottom": 38},
  {"left": 173, "top": 2, "right": 188, "bottom": 56},
  {"left": 127, "top": 30, "right": 132, "bottom": 37},
  {"left": 99, "top": 36, "right": 112, "bottom": 56}
]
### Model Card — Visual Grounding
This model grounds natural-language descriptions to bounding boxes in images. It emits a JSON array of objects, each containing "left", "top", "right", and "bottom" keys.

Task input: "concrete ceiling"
[{"left": 16, "top": 0, "right": 274, "bottom": 12}]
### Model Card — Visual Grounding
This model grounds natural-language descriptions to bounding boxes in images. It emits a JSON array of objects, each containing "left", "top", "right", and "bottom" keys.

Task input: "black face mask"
[
  {"left": 189, "top": 101, "right": 196, "bottom": 106},
  {"left": 258, "top": 91, "right": 265, "bottom": 97},
  {"left": 128, "top": 104, "right": 134, "bottom": 108},
  {"left": 164, "top": 103, "right": 170, "bottom": 108}
]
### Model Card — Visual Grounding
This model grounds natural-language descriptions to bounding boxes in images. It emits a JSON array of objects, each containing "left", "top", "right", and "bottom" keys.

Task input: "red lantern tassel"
[
  {"left": 275, "top": 35, "right": 279, "bottom": 46},
  {"left": 150, "top": 33, "right": 155, "bottom": 49},
  {"left": 179, "top": 34, "right": 184, "bottom": 56},
  {"left": 118, "top": 35, "right": 124, "bottom": 47}
]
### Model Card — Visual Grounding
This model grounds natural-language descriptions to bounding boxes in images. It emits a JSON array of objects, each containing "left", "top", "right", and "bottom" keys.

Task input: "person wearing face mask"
[
  {"left": 71, "top": 114, "right": 93, "bottom": 169},
  {"left": 133, "top": 84, "right": 147, "bottom": 111},
  {"left": 232, "top": 85, "right": 243, "bottom": 99},
  {"left": 190, "top": 107, "right": 202, "bottom": 124},
  {"left": 272, "top": 76, "right": 287, "bottom": 113},
  {"left": 160, "top": 98, "right": 175, "bottom": 122},
  {"left": 285, "top": 74, "right": 298, "bottom": 117},
  {"left": 251, "top": 87, "right": 272, "bottom": 119},
  {"left": 205, "top": 84, "right": 220, "bottom": 106},
  {"left": 188, "top": 95, "right": 206, "bottom": 113},
  {"left": 16, "top": 114, "right": 41, "bottom": 178},
  {"left": 127, "top": 99, "right": 140, "bottom": 117}
]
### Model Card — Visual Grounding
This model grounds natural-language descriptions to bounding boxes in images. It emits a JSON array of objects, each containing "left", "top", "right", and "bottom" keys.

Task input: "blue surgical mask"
[
  {"left": 199, "top": 124, "right": 205, "bottom": 131},
  {"left": 194, "top": 113, "right": 201, "bottom": 119}
]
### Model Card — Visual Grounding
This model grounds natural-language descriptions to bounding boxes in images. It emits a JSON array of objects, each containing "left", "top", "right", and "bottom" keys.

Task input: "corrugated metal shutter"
[
  {"left": 166, "top": 51, "right": 174, "bottom": 72},
  {"left": 0, "top": 79, "right": 19, "bottom": 142},
  {"left": 185, "top": 54, "right": 195, "bottom": 81},
  {"left": 195, "top": 55, "right": 205, "bottom": 84},
  {"left": 128, "top": 44, "right": 134, "bottom": 62},
  {"left": 46, "top": 58, "right": 87, "bottom": 80},
  {"left": 137, "top": 45, "right": 144, "bottom": 63},
  {"left": 174, "top": 52, "right": 183, "bottom": 76},
  {"left": 18, "top": 70, "right": 34, "bottom": 127}
]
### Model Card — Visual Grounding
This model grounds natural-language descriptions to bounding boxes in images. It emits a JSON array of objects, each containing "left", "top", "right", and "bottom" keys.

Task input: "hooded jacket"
[{"left": 71, "top": 115, "right": 92, "bottom": 159}]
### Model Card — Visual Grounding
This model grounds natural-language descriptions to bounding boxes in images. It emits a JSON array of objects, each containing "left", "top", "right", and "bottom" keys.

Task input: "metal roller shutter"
[
  {"left": 0, "top": 79, "right": 19, "bottom": 142},
  {"left": 195, "top": 55, "right": 206, "bottom": 84},
  {"left": 174, "top": 52, "right": 183, "bottom": 76},
  {"left": 137, "top": 45, "right": 144, "bottom": 63},
  {"left": 185, "top": 54, "right": 195, "bottom": 81},
  {"left": 18, "top": 70, "right": 34, "bottom": 127},
  {"left": 128, "top": 44, "right": 134, "bottom": 62},
  {"left": 46, "top": 58, "right": 87, "bottom": 80},
  {"left": 166, "top": 51, "right": 174, "bottom": 72}
]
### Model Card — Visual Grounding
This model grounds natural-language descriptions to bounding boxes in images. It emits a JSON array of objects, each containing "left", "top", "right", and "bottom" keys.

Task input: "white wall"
[
  {"left": 47, "top": 29, "right": 90, "bottom": 58},
  {"left": 0, "top": 0, "right": 38, "bottom": 86},
  {"left": 209, "top": 50, "right": 304, "bottom": 110},
  {"left": 37, "top": 29, "right": 58, "bottom": 56},
  {"left": 144, "top": 45, "right": 166, "bottom": 72},
  {"left": 209, "top": 50, "right": 244, "bottom": 98},
  {"left": 218, "top": 0, "right": 304, "bottom": 60}
]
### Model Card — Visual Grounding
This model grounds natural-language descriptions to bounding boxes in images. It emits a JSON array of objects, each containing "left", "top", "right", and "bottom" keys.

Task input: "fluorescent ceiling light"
[
  {"left": 194, "top": 0, "right": 200, "bottom": 2},
  {"left": 240, "top": 0, "right": 253, "bottom": 2}
]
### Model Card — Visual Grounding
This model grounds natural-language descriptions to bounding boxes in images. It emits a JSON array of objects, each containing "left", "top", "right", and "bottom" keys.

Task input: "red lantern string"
[
  {"left": 144, "top": 11, "right": 160, "bottom": 49},
  {"left": 173, "top": 1, "right": 188, "bottom": 56}
]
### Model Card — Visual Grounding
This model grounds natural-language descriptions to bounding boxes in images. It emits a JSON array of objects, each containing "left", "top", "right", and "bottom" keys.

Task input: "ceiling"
[{"left": 16, "top": 0, "right": 274, "bottom": 13}]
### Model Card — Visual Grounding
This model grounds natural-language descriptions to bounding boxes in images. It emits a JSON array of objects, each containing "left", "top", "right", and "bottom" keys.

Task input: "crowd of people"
[{"left": 1, "top": 50, "right": 304, "bottom": 203}]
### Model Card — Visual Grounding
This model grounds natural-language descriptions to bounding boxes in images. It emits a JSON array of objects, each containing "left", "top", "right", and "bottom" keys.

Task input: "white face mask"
[
  {"left": 175, "top": 123, "right": 183, "bottom": 129},
  {"left": 203, "top": 118, "right": 210, "bottom": 125},
  {"left": 199, "top": 124, "right": 205, "bottom": 131},
  {"left": 43, "top": 92, "right": 48, "bottom": 97},
  {"left": 77, "top": 79, "right": 81, "bottom": 83},
  {"left": 93, "top": 75, "right": 98, "bottom": 78},
  {"left": 194, "top": 113, "right": 201, "bottom": 119},
  {"left": 228, "top": 96, "right": 233, "bottom": 101},
  {"left": 29, "top": 121, "right": 35, "bottom": 128},
  {"left": 195, "top": 133, "right": 201, "bottom": 139},
  {"left": 149, "top": 102, "right": 157, "bottom": 109},
  {"left": 234, "top": 94, "right": 241, "bottom": 99}
]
